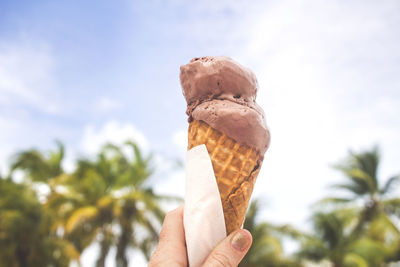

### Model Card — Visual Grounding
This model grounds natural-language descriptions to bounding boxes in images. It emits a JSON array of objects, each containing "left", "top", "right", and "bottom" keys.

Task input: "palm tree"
[
  {"left": 63, "top": 141, "right": 177, "bottom": 267},
  {"left": 313, "top": 146, "right": 400, "bottom": 265},
  {"left": 6, "top": 142, "right": 81, "bottom": 266},
  {"left": 240, "top": 199, "right": 303, "bottom": 267},
  {"left": 11, "top": 140, "right": 65, "bottom": 185},
  {"left": 10, "top": 141, "right": 69, "bottom": 216},
  {"left": 326, "top": 146, "right": 400, "bottom": 228},
  {"left": 298, "top": 208, "right": 399, "bottom": 267},
  {"left": 0, "top": 178, "right": 79, "bottom": 267},
  {"left": 298, "top": 209, "right": 368, "bottom": 267}
]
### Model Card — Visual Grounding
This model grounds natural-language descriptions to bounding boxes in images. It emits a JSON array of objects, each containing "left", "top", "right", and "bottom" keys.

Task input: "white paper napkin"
[{"left": 184, "top": 144, "right": 227, "bottom": 267}]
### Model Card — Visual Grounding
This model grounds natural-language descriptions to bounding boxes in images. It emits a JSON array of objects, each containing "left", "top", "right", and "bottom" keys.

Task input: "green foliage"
[
  {"left": 305, "top": 146, "right": 400, "bottom": 266},
  {"left": 61, "top": 142, "right": 172, "bottom": 266},
  {"left": 0, "top": 179, "right": 76, "bottom": 267},
  {"left": 240, "top": 200, "right": 302, "bottom": 267},
  {"left": 2, "top": 140, "right": 179, "bottom": 267},
  {"left": 2, "top": 141, "right": 400, "bottom": 267},
  {"left": 10, "top": 141, "right": 65, "bottom": 183}
]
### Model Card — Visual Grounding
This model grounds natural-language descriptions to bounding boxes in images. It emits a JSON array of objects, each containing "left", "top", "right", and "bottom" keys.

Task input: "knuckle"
[{"left": 207, "top": 251, "right": 234, "bottom": 267}]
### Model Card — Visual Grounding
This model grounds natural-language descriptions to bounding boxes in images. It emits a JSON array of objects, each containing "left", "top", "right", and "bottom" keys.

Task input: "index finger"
[
  {"left": 149, "top": 206, "right": 187, "bottom": 267},
  {"left": 159, "top": 206, "right": 185, "bottom": 245}
]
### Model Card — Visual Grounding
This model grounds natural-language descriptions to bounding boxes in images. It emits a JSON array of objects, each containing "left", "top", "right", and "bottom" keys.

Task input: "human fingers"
[
  {"left": 203, "top": 229, "right": 252, "bottom": 267},
  {"left": 149, "top": 206, "right": 187, "bottom": 267}
]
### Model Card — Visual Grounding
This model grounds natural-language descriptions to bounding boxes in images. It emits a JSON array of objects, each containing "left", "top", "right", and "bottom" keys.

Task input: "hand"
[{"left": 149, "top": 206, "right": 252, "bottom": 267}]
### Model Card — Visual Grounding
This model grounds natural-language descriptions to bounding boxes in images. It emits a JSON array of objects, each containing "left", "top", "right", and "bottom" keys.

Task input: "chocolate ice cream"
[{"left": 180, "top": 56, "right": 270, "bottom": 155}]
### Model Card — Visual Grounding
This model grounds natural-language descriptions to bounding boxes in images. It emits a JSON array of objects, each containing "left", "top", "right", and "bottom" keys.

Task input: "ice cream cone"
[{"left": 188, "top": 119, "right": 262, "bottom": 235}]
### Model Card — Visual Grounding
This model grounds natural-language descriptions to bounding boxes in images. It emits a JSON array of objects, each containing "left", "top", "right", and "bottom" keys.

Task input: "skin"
[{"left": 149, "top": 206, "right": 253, "bottom": 267}]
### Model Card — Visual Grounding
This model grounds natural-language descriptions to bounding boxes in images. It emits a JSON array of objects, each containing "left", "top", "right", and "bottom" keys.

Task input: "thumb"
[{"left": 203, "top": 229, "right": 252, "bottom": 267}]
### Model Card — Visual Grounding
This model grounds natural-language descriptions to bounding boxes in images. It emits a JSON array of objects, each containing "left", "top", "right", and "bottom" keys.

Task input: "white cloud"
[
  {"left": 121, "top": 0, "right": 400, "bottom": 237},
  {"left": 93, "top": 97, "right": 122, "bottom": 113},
  {"left": 222, "top": 0, "right": 400, "bottom": 227},
  {"left": 80, "top": 121, "right": 149, "bottom": 155},
  {"left": 134, "top": 0, "right": 400, "bottom": 231},
  {"left": 0, "top": 38, "right": 60, "bottom": 114}
]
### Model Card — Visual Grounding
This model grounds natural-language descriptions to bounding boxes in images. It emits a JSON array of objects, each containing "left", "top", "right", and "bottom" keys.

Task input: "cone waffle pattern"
[{"left": 188, "top": 120, "right": 262, "bottom": 235}]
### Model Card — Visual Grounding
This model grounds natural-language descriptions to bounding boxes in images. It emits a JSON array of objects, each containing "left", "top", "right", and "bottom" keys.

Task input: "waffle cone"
[{"left": 188, "top": 120, "right": 262, "bottom": 235}]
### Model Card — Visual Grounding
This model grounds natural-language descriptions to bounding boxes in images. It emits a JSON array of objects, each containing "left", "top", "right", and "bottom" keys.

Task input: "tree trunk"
[
  {"left": 116, "top": 224, "right": 131, "bottom": 267},
  {"left": 96, "top": 228, "right": 112, "bottom": 267},
  {"left": 15, "top": 246, "right": 29, "bottom": 267}
]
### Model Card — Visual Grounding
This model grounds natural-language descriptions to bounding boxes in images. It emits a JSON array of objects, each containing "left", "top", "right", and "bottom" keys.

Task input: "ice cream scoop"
[
  {"left": 180, "top": 56, "right": 270, "bottom": 155},
  {"left": 181, "top": 56, "right": 270, "bottom": 235}
]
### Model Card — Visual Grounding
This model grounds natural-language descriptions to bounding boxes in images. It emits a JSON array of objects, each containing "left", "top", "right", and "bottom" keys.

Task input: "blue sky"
[
  {"left": 1, "top": 0, "right": 400, "bottom": 266},
  {"left": 0, "top": 0, "right": 264, "bottom": 159}
]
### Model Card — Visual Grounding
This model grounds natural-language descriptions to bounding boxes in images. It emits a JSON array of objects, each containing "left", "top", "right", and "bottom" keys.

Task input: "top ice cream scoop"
[{"left": 180, "top": 56, "right": 270, "bottom": 155}]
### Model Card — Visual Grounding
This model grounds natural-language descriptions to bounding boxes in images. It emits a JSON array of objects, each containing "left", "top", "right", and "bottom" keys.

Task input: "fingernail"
[{"left": 231, "top": 230, "right": 250, "bottom": 251}]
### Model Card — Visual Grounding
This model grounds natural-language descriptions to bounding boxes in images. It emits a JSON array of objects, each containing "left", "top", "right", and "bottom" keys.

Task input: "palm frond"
[
  {"left": 137, "top": 191, "right": 167, "bottom": 223},
  {"left": 10, "top": 141, "right": 66, "bottom": 183},
  {"left": 367, "top": 212, "right": 400, "bottom": 240},
  {"left": 138, "top": 237, "right": 157, "bottom": 261},
  {"left": 382, "top": 198, "right": 400, "bottom": 216},
  {"left": 333, "top": 146, "right": 381, "bottom": 195},
  {"left": 48, "top": 140, "right": 65, "bottom": 174},
  {"left": 143, "top": 188, "right": 182, "bottom": 202},
  {"left": 255, "top": 235, "right": 284, "bottom": 257},
  {"left": 350, "top": 146, "right": 380, "bottom": 187},
  {"left": 348, "top": 238, "right": 387, "bottom": 266},
  {"left": 65, "top": 206, "right": 98, "bottom": 234},
  {"left": 331, "top": 183, "right": 367, "bottom": 196},
  {"left": 343, "top": 253, "right": 368, "bottom": 267},
  {"left": 380, "top": 174, "right": 400, "bottom": 195},
  {"left": 137, "top": 210, "right": 159, "bottom": 238},
  {"left": 297, "top": 237, "right": 328, "bottom": 262},
  {"left": 315, "top": 197, "right": 355, "bottom": 209},
  {"left": 347, "top": 168, "right": 376, "bottom": 194},
  {"left": 272, "top": 224, "right": 305, "bottom": 240},
  {"left": 60, "top": 239, "right": 81, "bottom": 261},
  {"left": 11, "top": 150, "right": 51, "bottom": 182}
]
